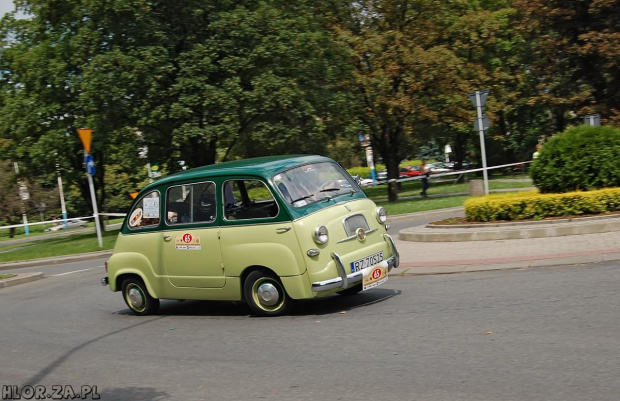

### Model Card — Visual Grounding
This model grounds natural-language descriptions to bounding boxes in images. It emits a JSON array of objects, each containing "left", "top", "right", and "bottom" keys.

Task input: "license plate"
[{"left": 350, "top": 251, "right": 384, "bottom": 273}]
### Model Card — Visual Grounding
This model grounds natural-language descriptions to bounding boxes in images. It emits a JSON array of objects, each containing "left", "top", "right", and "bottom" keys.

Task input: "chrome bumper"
[
  {"left": 311, "top": 234, "right": 400, "bottom": 292},
  {"left": 101, "top": 277, "right": 108, "bottom": 286}
]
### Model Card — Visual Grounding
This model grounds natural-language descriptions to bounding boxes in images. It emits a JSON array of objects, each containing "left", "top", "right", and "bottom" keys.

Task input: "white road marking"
[{"left": 51, "top": 267, "right": 99, "bottom": 277}]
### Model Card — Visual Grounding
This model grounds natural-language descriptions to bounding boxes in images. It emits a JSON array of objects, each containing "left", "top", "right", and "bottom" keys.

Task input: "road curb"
[
  {"left": 399, "top": 216, "right": 620, "bottom": 242},
  {"left": 0, "top": 272, "right": 44, "bottom": 288}
]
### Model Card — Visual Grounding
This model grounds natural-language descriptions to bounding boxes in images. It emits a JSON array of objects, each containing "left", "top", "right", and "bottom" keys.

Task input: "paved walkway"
[{"left": 394, "top": 210, "right": 620, "bottom": 275}]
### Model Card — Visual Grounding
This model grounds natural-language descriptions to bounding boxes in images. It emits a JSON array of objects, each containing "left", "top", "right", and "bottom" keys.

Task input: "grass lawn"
[
  {"left": 0, "top": 274, "right": 15, "bottom": 280},
  {"left": 0, "top": 218, "right": 124, "bottom": 242},
  {"left": 0, "top": 229, "right": 119, "bottom": 263}
]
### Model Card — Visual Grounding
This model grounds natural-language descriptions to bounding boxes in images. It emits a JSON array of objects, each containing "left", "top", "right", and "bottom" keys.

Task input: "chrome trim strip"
[
  {"left": 337, "top": 228, "right": 378, "bottom": 243},
  {"left": 330, "top": 252, "right": 349, "bottom": 290},
  {"left": 382, "top": 233, "right": 400, "bottom": 269}
]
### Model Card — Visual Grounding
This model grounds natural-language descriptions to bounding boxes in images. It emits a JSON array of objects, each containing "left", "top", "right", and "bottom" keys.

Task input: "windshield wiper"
[
  {"left": 319, "top": 188, "right": 341, "bottom": 193},
  {"left": 290, "top": 194, "right": 314, "bottom": 204}
]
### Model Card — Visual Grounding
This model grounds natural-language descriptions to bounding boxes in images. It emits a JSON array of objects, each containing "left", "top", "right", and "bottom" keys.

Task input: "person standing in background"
[
  {"left": 533, "top": 143, "right": 542, "bottom": 159},
  {"left": 420, "top": 158, "right": 430, "bottom": 198}
]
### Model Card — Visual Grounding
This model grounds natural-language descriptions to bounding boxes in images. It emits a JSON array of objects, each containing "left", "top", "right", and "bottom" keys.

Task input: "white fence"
[{"left": 0, "top": 212, "right": 127, "bottom": 232}]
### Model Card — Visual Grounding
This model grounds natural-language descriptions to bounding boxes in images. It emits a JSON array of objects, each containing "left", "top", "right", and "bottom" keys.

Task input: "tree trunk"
[{"left": 385, "top": 152, "right": 400, "bottom": 202}]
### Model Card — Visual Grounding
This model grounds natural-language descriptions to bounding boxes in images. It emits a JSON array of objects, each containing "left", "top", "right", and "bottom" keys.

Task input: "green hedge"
[
  {"left": 465, "top": 188, "right": 620, "bottom": 222},
  {"left": 530, "top": 125, "right": 620, "bottom": 193}
]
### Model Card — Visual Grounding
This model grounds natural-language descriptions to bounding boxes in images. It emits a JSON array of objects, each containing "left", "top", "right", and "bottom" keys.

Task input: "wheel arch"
[
  {"left": 115, "top": 271, "right": 159, "bottom": 299},
  {"left": 240, "top": 265, "right": 282, "bottom": 300}
]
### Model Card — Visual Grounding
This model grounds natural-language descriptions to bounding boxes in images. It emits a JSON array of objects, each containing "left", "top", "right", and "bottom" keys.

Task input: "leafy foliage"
[{"left": 530, "top": 125, "right": 620, "bottom": 193}]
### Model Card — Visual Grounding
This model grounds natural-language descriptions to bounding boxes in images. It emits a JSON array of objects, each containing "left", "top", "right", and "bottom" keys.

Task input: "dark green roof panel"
[{"left": 142, "top": 155, "right": 333, "bottom": 191}]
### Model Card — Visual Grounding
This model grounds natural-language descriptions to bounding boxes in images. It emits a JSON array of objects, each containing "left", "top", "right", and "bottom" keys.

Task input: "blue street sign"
[{"left": 85, "top": 154, "right": 96, "bottom": 176}]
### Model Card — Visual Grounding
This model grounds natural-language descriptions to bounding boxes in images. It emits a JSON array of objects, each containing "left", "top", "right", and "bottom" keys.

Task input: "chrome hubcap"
[
  {"left": 128, "top": 287, "right": 145, "bottom": 309},
  {"left": 256, "top": 282, "right": 279, "bottom": 306}
]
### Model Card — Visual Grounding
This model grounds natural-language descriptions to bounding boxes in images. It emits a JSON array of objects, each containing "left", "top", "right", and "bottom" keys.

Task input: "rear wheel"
[
  {"left": 243, "top": 270, "right": 291, "bottom": 317},
  {"left": 121, "top": 278, "right": 160, "bottom": 316}
]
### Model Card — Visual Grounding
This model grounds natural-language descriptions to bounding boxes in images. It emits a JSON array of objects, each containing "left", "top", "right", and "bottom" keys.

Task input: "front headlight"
[
  {"left": 313, "top": 225, "right": 329, "bottom": 245},
  {"left": 376, "top": 207, "right": 387, "bottom": 224}
]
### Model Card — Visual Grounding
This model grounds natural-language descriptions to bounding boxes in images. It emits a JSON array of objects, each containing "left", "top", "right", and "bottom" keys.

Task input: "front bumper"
[
  {"left": 101, "top": 276, "right": 108, "bottom": 286},
  {"left": 311, "top": 234, "right": 400, "bottom": 292}
]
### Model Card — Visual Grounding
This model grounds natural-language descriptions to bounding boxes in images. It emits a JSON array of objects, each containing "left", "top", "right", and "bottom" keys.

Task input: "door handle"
[
  {"left": 163, "top": 234, "right": 172, "bottom": 241},
  {"left": 276, "top": 226, "right": 291, "bottom": 234}
]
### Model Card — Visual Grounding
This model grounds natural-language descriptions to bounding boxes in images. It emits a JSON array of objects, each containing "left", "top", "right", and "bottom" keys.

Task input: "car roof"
[{"left": 141, "top": 154, "right": 334, "bottom": 191}]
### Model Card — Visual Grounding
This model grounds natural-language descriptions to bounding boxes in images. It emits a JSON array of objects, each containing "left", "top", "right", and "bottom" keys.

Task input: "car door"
[
  {"left": 161, "top": 181, "right": 225, "bottom": 288},
  {"left": 219, "top": 178, "right": 305, "bottom": 278}
]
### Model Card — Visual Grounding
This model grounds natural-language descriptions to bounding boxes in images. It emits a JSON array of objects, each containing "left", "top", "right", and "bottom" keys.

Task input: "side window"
[
  {"left": 166, "top": 181, "right": 216, "bottom": 225},
  {"left": 223, "top": 179, "right": 278, "bottom": 220},
  {"left": 127, "top": 191, "right": 161, "bottom": 229}
]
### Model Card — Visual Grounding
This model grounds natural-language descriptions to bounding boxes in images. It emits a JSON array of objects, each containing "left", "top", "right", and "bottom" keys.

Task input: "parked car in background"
[
  {"left": 428, "top": 162, "right": 453, "bottom": 174},
  {"left": 45, "top": 219, "right": 88, "bottom": 232},
  {"left": 399, "top": 166, "right": 421, "bottom": 178},
  {"left": 358, "top": 177, "right": 375, "bottom": 187},
  {"left": 448, "top": 161, "right": 472, "bottom": 170}
]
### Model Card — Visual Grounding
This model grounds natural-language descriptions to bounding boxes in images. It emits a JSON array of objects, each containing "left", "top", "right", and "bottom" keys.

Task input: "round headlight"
[
  {"left": 313, "top": 225, "right": 329, "bottom": 245},
  {"left": 376, "top": 207, "right": 387, "bottom": 224}
]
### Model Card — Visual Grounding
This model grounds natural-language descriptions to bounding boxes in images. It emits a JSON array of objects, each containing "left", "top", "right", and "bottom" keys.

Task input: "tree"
[
  {"left": 0, "top": 160, "right": 55, "bottom": 237},
  {"left": 0, "top": 0, "right": 351, "bottom": 217},
  {"left": 514, "top": 0, "right": 620, "bottom": 130},
  {"left": 329, "top": 0, "right": 509, "bottom": 200}
]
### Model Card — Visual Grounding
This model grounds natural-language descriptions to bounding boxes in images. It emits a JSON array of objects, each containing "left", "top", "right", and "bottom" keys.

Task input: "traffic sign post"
[
  {"left": 78, "top": 128, "right": 103, "bottom": 248},
  {"left": 584, "top": 114, "right": 601, "bottom": 126},
  {"left": 468, "top": 90, "right": 491, "bottom": 195},
  {"left": 85, "top": 154, "right": 96, "bottom": 176}
]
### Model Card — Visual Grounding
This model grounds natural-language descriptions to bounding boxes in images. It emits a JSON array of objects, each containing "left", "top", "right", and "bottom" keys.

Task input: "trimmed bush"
[
  {"left": 465, "top": 188, "right": 620, "bottom": 222},
  {"left": 530, "top": 125, "right": 620, "bottom": 193}
]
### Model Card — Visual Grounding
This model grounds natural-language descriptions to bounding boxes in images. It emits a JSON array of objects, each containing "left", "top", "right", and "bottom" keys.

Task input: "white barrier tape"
[
  {"left": 0, "top": 213, "right": 126, "bottom": 231},
  {"left": 395, "top": 161, "right": 532, "bottom": 183}
]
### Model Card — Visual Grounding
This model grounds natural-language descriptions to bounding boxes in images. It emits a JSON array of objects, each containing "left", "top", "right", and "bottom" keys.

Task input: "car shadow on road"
[
  {"left": 290, "top": 288, "right": 401, "bottom": 316},
  {"left": 114, "top": 288, "right": 401, "bottom": 317}
]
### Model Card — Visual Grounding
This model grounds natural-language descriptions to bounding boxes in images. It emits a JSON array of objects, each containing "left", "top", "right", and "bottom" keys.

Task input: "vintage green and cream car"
[{"left": 102, "top": 155, "right": 399, "bottom": 316}]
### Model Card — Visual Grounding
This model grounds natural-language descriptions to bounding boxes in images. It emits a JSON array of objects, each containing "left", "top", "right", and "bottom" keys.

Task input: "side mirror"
[{"left": 352, "top": 174, "right": 361, "bottom": 185}]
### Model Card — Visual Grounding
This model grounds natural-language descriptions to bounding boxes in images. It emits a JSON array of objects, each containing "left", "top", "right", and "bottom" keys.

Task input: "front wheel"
[
  {"left": 243, "top": 270, "right": 291, "bottom": 317},
  {"left": 121, "top": 278, "right": 160, "bottom": 316}
]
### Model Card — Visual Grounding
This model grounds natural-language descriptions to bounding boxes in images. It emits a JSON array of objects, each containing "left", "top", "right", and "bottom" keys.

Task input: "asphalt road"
[{"left": 1, "top": 258, "right": 619, "bottom": 401}]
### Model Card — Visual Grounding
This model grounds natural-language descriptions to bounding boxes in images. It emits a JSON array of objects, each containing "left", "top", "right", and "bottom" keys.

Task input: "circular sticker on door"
[
  {"left": 182, "top": 233, "right": 193, "bottom": 243},
  {"left": 129, "top": 208, "right": 143, "bottom": 227}
]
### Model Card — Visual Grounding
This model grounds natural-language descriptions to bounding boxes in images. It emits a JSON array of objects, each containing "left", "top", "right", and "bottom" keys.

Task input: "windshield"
[{"left": 273, "top": 162, "right": 359, "bottom": 208}]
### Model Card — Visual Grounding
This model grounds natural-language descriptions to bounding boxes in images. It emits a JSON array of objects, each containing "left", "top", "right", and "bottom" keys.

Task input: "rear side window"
[
  {"left": 223, "top": 179, "right": 278, "bottom": 220},
  {"left": 166, "top": 181, "right": 216, "bottom": 225},
  {"left": 127, "top": 191, "right": 161, "bottom": 229}
]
